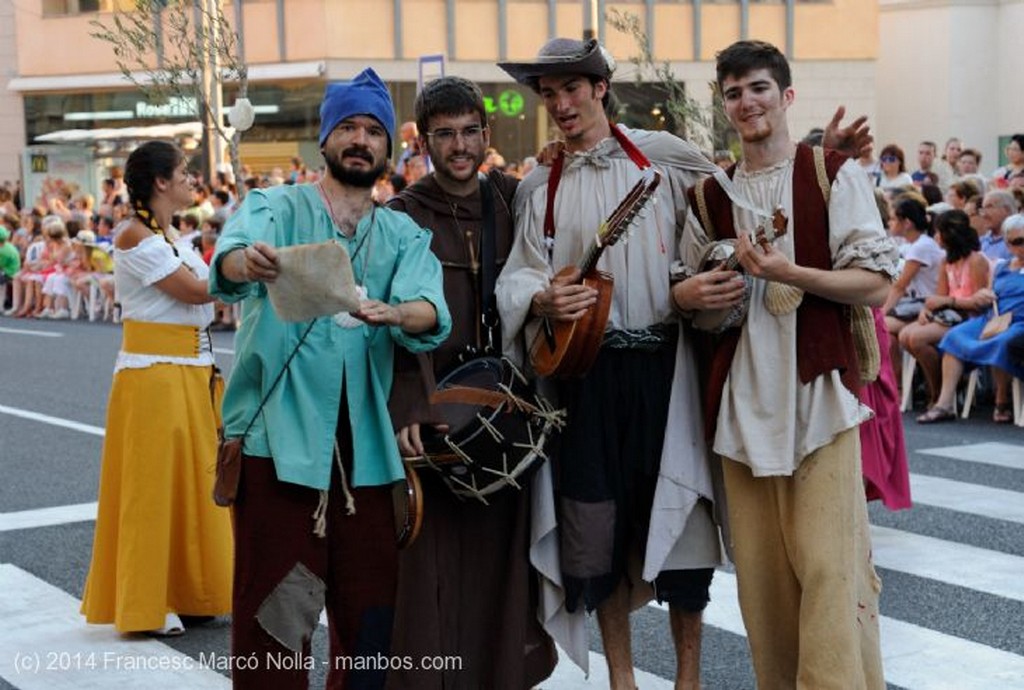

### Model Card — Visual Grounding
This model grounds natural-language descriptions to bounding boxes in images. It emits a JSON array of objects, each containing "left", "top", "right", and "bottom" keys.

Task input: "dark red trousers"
[{"left": 231, "top": 455, "right": 398, "bottom": 690}]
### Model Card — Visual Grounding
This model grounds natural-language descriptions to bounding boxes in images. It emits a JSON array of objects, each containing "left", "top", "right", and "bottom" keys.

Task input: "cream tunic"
[{"left": 683, "top": 157, "right": 898, "bottom": 477}]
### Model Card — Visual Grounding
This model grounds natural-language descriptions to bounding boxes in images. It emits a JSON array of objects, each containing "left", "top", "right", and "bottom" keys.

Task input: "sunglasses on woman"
[{"left": 1008, "top": 236, "right": 1024, "bottom": 247}]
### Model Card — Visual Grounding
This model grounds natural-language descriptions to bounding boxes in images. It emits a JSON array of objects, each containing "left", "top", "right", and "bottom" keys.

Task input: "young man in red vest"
[{"left": 672, "top": 40, "right": 898, "bottom": 688}]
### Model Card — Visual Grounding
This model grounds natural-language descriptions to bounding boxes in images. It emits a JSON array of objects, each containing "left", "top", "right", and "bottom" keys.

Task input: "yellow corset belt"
[{"left": 121, "top": 320, "right": 204, "bottom": 358}]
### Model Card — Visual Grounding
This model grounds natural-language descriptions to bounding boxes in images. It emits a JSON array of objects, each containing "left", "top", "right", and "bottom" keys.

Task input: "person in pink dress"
[
  {"left": 858, "top": 306, "right": 912, "bottom": 510},
  {"left": 900, "top": 209, "right": 991, "bottom": 411}
]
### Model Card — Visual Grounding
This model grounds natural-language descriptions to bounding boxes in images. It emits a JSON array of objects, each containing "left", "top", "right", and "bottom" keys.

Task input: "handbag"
[
  {"left": 929, "top": 308, "right": 964, "bottom": 327},
  {"left": 887, "top": 296, "right": 925, "bottom": 321},
  {"left": 980, "top": 305, "right": 1012, "bottom": 340},
  {"left": 213, "top": 437, "right": 244, "bottom": 507},
  {"left": 214, "top": 319, "right": 318, "bottom": 507}
]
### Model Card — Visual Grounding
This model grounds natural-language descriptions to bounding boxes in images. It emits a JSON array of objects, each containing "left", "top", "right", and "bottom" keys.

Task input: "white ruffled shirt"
[
  {"left": 113, "top": 234, "right": 214, "bottom": 372},
  {"left": 684, "top": 157, "right": 899, "bottom": 476}
]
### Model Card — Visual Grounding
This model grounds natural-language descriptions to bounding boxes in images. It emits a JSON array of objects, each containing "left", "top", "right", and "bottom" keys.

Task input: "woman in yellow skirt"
[{"left": 81, "top": 141, "right": 232, "bottom": 636}]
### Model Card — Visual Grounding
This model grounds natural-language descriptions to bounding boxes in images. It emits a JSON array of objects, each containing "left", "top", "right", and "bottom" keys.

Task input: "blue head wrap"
[{"left": 318, "top": 68, "right": 396, "bottom": 155}]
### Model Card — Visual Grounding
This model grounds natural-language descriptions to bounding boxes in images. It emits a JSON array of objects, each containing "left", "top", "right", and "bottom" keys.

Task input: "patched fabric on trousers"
[
  {"left": 559, "top": 497, "right": 615, "bottom": 578},
  {"left": 256, "top": 561, "right": 326, "bottom": 653}
]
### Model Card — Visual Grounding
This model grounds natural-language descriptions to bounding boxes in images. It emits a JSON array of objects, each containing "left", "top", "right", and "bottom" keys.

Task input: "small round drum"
[{"left": 408, "top": 357, "right": 564, "bottom": 502}]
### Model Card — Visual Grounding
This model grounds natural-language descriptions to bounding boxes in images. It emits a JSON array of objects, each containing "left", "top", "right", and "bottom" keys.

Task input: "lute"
[
  {"left": 691, "top": 206, "right": 789, "bottom": 333},
  {"left": 529, "top": 168, "right": 662, "bottom": 378}
]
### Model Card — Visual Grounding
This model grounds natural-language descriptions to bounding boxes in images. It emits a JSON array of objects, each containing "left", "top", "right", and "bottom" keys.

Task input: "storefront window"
[{"left": 24, "top": 77, "right": 717, "bottom": 175}]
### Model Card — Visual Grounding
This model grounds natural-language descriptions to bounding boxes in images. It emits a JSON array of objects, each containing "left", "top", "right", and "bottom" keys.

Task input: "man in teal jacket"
[{"left": 211, "top": 68, "right": 451, "bottom": 690}]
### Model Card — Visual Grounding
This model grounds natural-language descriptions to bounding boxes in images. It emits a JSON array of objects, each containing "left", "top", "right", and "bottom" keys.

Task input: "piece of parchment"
[{"left": 266, "top": 240, "right": 362, "bottom": 322}]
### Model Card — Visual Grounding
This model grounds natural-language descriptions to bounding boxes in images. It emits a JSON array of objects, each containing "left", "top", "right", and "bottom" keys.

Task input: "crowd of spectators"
[
  {"left": 2, "top": 129, "right": 1023, "bottom": 426},
  {"left": 862, "top": 134, "right": 1024, "bottom": 425}
]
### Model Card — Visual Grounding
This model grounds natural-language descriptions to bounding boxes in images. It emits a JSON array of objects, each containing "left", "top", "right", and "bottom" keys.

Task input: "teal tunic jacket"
[{"left": 210, "top": 184, "right": 451, "bottom": 489}]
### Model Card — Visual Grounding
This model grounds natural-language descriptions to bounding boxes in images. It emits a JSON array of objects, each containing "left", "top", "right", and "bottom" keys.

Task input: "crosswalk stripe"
[
  {"left": 0, "top": 326, "right": 63, "bottom": 338},
  {"left": 0, "top": 564, "right": 229, "bottom": 689},
  {"left": 910, "top": 473, "right": 1024, "bottom": 525},
  {"left": 918, "top": 442, "right": 1024, "bottom": 470},
  {"left": 871, "top": 525, "right": 1024, "bottom": 602},
  {"left": 4, "top": 437, "right": 1024, "bottom": 688},
  {"left": 5, "top": 558, "right": 1020, "bottom": 690},
  {"left": 0, "top": 503, "right": 98, "bottom": 533},
  {"left": 655, "top": 571, "right": 1024, "bottom": 689},
  {"left": 0, "top": 405, "right": 104, "bottom": 437},
  {"left": 543, "top": 651, "right": 673, "bottom": 689}
]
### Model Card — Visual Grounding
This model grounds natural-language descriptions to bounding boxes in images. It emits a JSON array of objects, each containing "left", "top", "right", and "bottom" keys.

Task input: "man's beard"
[{"left": 324, "top": 148, "right": 386, "bottom": 188}]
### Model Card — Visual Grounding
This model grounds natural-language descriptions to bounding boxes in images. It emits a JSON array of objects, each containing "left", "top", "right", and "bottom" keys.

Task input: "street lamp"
[{"left": 582, "top": 0, "right": 598, "bottom": 40}]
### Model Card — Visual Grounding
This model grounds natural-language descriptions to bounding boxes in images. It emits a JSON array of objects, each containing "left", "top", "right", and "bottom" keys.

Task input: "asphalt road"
[{"left": 2, "top": 315, "right": 1023, "bottom": 689}]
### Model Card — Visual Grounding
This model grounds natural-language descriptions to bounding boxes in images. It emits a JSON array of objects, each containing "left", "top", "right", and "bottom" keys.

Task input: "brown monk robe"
[{"left": 386, "top": 170, "right": 557, "bottom": 690}]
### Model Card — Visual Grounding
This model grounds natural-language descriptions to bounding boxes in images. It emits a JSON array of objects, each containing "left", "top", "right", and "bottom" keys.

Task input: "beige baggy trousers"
[{"left": 722, "top": 428, "right": 885, "bottom": 690}]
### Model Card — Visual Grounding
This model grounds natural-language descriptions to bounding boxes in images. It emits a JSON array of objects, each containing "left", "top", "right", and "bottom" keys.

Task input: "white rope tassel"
[
  {"left": 310, "top": 439, "right": 357, "bottom": 538},
  {"left": 335, "top": 439, "right": 356, "bottom": 516},
  {"left": 312, "top": 490, "right": 328, "bottom": 538}
]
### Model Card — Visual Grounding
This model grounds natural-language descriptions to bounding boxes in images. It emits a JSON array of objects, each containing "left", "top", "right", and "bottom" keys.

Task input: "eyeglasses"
[
  {"left": 1008, "top": 237, "right": 1024, "bottom": 247},
  {"left": 880, "top": 155, "right": 899, "bottom": 163},
  {"left": 425, "top": 125, "right": 486, "bottom": 145}
]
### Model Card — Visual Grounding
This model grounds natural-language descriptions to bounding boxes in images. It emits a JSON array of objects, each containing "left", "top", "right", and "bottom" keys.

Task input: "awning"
[
  {"left": 33, "top": 121, "right": 234, "bottom": 144},
  {"left": 8, "top": 61, "right": 325, "bottom": 93}
]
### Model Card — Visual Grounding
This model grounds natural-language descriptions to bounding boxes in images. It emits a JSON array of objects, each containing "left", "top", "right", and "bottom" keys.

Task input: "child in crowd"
[
  {"left": 68, "top": 230, "right": 115, "bottom": 319},
  {"left": 37, "top": 219, "right": 76, "bottom": 319},
  {"left": 0, "top": 227, "right": 20, "bottom": 310},
  {"left": 7, "top": 216, "right": 58, "bottom": 317}
]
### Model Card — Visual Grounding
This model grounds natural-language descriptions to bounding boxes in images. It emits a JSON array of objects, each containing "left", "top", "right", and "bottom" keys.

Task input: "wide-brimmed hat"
[{"left": 498, "top": 38, "right": 615, "bottom": 91}]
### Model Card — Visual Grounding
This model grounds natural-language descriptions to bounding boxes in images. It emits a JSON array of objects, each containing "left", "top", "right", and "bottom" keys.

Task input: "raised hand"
[{"left": 822, "top": 105, "right": 872, "bottom": 159}]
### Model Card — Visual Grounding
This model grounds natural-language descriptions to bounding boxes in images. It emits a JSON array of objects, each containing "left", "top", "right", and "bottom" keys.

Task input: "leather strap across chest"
[{"left": 542, "top": 125, "right": 652, "bottom": 255}]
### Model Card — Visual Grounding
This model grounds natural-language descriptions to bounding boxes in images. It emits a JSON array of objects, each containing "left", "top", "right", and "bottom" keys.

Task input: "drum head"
[{"left": 433, "top": 357, "right": 505, "bottom": 440}]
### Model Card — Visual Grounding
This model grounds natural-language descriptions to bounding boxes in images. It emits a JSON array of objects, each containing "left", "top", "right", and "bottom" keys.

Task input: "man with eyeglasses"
[
  {"left": 978, "top": 190, "right": 1017, "bottom": 261},
  {"left": 385, "top": 75, "right": 557, "bottom": 690}
]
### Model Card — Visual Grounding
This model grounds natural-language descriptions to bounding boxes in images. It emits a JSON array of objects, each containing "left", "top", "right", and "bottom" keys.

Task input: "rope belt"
[{"left": 602, "top": 323, "right": 678, "bottom": 352}]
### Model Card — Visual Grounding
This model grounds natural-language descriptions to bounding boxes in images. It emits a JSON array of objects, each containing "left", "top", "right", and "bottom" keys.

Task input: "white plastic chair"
[
  {"left": 960, "top": 369, "right": 1022, "bottom": 423},
  {"left": 68, "top": 289, "right": 85, "bottom": 320},
  {"left": 900, "top": 350, "right": 916, "bottom": 412},
  {"left": 959, "top": 369, "right": 982, "bottom": 419},
  {"left": 1013, "top": 378, "right": 1023, "bottom": 427}
]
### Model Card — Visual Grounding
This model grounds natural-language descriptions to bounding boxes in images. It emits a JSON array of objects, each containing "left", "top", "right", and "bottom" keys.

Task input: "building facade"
[
  {"left": 876, "top": 0, "right": 1024, "bottom": 173},
  {"left": 3, "top": 0, "right": 879, "bottom": 196}
]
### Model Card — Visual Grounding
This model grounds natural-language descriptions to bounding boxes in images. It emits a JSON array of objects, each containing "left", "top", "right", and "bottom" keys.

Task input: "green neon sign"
[{"left": 483, "top": 90, "right": 526, "bottom": 118}]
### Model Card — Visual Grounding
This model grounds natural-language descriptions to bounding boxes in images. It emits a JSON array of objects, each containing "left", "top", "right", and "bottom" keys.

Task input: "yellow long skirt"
[{"left": 80, "top": 363, "right": 233, "bottom": 632}]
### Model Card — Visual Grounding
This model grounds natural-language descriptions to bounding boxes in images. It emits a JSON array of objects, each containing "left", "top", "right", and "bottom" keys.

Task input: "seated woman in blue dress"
[{"left": 918, "top": 214, "right": 1024, "bottom": 423}]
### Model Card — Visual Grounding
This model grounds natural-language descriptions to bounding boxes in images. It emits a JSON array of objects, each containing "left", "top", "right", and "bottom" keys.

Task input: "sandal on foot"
[
  {"left": 993, "top": 405, "right": 1013, "bottom": 424},
  {"left": 917, "top": 406, "right": 955, "bottom": 424},
  {"left": 145, "top": 613, "right": 185, "bottom": 638}
]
